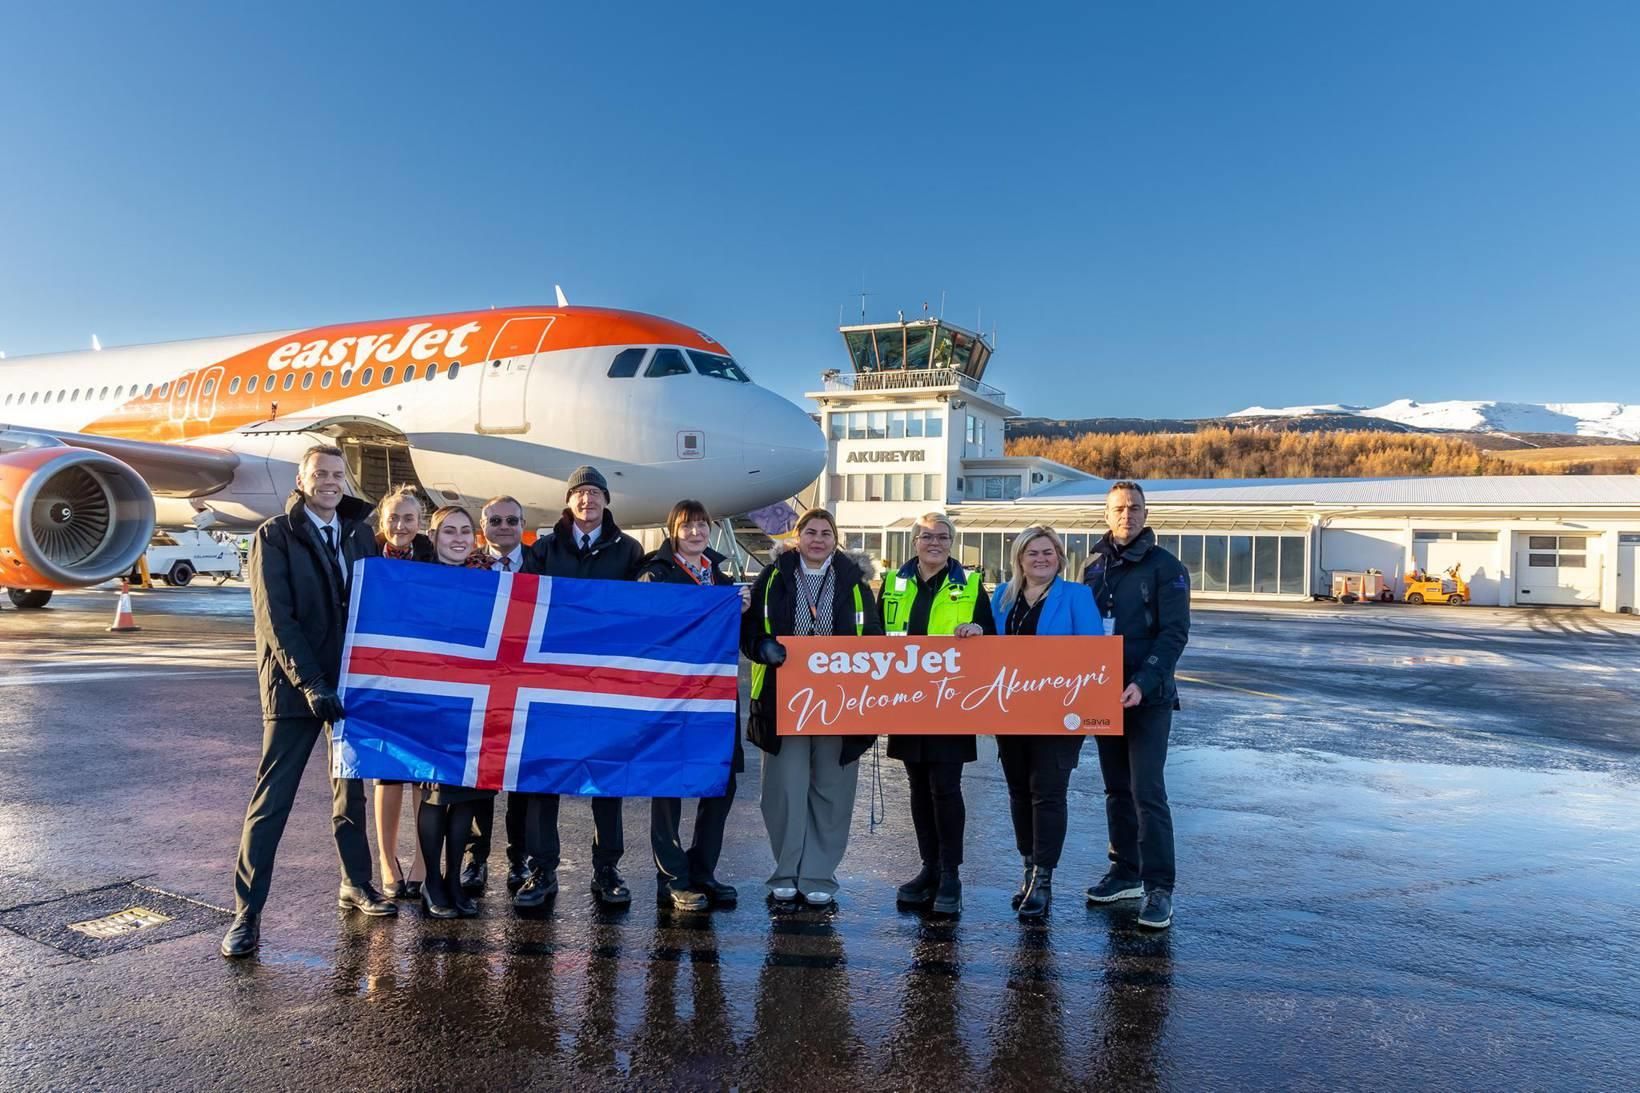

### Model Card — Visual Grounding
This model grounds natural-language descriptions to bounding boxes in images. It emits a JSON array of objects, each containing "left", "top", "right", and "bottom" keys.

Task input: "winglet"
[
  {"left": 554, "top": 284, "right": 569, "bottom": 308},
  {"left": 92, "top": 334, "right": 102, "bottom": 352}
]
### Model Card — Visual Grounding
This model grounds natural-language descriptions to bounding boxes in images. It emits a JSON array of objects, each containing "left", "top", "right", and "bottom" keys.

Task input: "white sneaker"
[
  {"left": 803, "top": 891, "right": 833, "bottom": 905},
  {"left": 770, "top": 886, "right": 798, "bottom": 900}
]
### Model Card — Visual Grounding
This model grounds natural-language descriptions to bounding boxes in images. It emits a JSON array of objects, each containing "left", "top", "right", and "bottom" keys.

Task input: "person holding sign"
[
  {"left": 989, "top": 526, "right": 1099, "bottom": 920},
  {"left": 742, "top": 508, "right": 884, "bottom": 907},
  {"left": 637, "top": 499, "right": 752, "bottom": 912},
  {"left": 877, "top": 513, "right": 995, "bottom": 917},
  {"left": 1081, "top": 481, "right": 1190, "bottom": 930}
]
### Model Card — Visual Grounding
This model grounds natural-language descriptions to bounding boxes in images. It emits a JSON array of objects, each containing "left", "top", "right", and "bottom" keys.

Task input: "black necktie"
[
  {"left": 580, "top": 534, "right": 591, "bottom": 553},
  {"left": 321, "top": 525, "right": 345, "bottom": 586}
]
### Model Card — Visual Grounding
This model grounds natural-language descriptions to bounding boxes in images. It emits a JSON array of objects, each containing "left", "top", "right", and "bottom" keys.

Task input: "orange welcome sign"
[{"left": 775, "top": 637, "right": 1125, "bottom": 736}]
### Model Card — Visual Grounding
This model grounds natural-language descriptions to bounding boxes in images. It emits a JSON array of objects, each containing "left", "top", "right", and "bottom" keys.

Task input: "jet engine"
[{"left": 0, "top": 446, "right": 156, "bottom": 590}]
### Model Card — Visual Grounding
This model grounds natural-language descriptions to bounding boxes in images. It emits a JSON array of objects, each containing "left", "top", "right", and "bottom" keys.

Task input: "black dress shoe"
[
  {"left": 513, "top": 869, "right": 558, "bottom": 908},
  {"left": 657, "top": 881, "right": 709, "bottom": 911},
  {"left": 386, "top": 880, "right": 411, "bottom": 900},
  {"left": 460, "top": 861, "right": 488, "bottom": 895},
  {"left": 506, "top": 861, "right": 530, "bottom": 893},
  {"left": 1017, "top": 866, "right": 1052, "bottom": 921},
  {"left": 404, "top": 880, "right": 423, "bottom": 900},
  {"left": 697, "top": 876, "right": 738, "bottom": 907},
  {"left": 220, "top": 911, "right": 260, "bottom": 958},
  {"left": 454, "top": 893, "right": 480, "bottom": 918},
  {"left": 896, "top": 862, "right": 939, "bottom": 906},
  {"left": 421, "top": 888, "right": 458, "bottom": 920},
  {"left": 590, "top": 866, "right": 631, "bottom": 906},
  {"left": 338, "top": 883, "right": 398, "bottom": 916}
]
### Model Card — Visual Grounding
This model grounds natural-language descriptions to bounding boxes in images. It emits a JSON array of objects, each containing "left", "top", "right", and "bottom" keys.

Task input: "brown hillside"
[
  {"left": 1006, "top": 428, "right": 1548, "bottom": 479},
  {"left": 1487, "top": 445, "right": 1640, "bottom": 474}
]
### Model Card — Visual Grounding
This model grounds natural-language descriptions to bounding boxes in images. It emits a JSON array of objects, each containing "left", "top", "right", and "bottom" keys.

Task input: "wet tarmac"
[{"left": 2, "top": 586, "right": 1638, "bottom": 1090}]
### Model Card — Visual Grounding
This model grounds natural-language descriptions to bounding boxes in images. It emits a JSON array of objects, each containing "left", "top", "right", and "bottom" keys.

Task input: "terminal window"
[{"left": 835, "top": 410, "right": 943, "bottom": 440}]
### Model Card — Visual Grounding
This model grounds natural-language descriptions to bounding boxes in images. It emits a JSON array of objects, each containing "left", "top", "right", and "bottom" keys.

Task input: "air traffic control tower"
[{"left": 806, "top": 315, "right": 1091, "bottom": 575}]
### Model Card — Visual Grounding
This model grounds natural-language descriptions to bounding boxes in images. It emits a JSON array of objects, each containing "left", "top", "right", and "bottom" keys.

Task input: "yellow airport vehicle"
[{"left": 1404, "top": 565, "right": 1469, "bottom": 606}]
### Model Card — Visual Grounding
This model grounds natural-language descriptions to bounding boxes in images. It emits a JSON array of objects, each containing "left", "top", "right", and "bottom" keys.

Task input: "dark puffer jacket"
[
  {"left": 740, "top": 549, "right": 884, "bottom": 761},
  {"left": 1082, "top": 528, "right": 1190, "bottom": 708},
  {"left": 529, "top": 509, "right": 644, "bottom": 581}
]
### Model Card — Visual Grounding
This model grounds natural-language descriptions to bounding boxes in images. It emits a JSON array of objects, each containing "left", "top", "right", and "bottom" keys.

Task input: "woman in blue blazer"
[{"left": 990, "top": 526, "right": 1100, "bottom": 920}]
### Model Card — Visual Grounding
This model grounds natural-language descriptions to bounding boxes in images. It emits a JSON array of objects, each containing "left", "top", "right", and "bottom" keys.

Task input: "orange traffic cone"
[{"left": 108, "top": 579, "right": 142, "bottom": 632}]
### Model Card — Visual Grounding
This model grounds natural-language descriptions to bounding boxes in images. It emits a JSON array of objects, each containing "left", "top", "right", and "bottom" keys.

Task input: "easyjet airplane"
[{"left": 0, "top": 303, "right": 825, "bottom": 607}]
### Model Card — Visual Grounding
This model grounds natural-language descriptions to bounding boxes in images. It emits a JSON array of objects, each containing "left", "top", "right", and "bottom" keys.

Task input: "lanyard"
[{"left": 796, "top": 565, "right": 833, "bottom": 624}]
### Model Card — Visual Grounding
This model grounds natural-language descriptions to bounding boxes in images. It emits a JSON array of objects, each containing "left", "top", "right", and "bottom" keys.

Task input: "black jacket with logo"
[
  {"left": 251, "top": 492, "right": 379, "bottom": 721},
  {"left": 1082, "top": 527, "right": 1190, "bottom": 708},
  {"left": 741, "top": 549, "right": 884, "bottom": 761},
  {"left": 529, "top": 510, "right": 643, "bottom": 581},
  {"left": 638, "top": 539, "right": 745, "bottom": 773}
]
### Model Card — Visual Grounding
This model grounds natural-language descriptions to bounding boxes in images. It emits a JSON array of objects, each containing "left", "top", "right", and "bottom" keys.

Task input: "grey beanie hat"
[{"left": 566, "top": 464, "right": 610, "bottom": 502}]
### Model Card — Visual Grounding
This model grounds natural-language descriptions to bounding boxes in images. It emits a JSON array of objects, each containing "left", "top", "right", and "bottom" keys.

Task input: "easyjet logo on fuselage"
[{"left": 266, "top": 321, "right": 484, "bottom": 372}]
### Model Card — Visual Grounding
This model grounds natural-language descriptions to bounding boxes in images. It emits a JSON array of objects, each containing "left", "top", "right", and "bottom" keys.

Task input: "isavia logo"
[
  {"left": 265, "top": 321, "right": 484, "bottom": 372},
  {"left": 1080, "top": 716, "right": 1111, "bottom": 730}
]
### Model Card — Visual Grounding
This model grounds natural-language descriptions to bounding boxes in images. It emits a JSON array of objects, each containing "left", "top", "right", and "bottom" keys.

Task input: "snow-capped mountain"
[{"left": 1229, "top": 400, "right": 1640, "bottom": 441}]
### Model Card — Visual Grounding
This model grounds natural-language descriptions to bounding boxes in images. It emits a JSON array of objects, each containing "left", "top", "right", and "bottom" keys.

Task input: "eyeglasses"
[
  {"left": 569, "top": 487, "right": 603, "bottom": 499},
  {"left": 916, "top": 533, "right": 952, "bottom": 544},
  {"left": 487, "top": 515, "right": 522, "bottom": 526}
]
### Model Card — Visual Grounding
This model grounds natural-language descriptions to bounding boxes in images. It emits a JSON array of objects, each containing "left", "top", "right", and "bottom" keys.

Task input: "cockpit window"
[
  {"left": 645, "top": 348, "right": 692, "bottom": 378},
  {"left": 607, "top": 347, "right": 646, "bottom": 378},
  {"left": 687, "top": 350, "right": 750, "bottom": 383}
]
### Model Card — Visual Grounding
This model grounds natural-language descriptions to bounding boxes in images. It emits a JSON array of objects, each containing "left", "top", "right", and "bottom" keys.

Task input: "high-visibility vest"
[
  {"left": 880, "top": 567, "right": 982, "bottom": 637},
  {"left": 749, "top": 566, "right": 865, "bottom": 701}
]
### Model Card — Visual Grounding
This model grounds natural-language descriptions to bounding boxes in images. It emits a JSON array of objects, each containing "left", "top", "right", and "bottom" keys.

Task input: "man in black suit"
[
  {"left": 221, "top": 445, "right": 396, "bottom": 959},
  {"left": 463, "top": 494, "right": 545, "bottom": 903},
  {"left": 524, "top": 465, "right": 644, "bottom": 907}
]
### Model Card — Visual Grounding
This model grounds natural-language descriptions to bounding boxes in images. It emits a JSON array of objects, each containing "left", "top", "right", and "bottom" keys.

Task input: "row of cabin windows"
[{"left": 0, "top": 361, "right": 464, "bottom": 409}]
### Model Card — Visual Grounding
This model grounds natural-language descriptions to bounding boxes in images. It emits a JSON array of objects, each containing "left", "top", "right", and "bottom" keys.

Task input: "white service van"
[{"left": 135, "top": 530, "right": 242, "bottom": 586}]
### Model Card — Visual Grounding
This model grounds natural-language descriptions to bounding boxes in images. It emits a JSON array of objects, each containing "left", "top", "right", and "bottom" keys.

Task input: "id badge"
[{"left": 1100, "top": 613, "right": 1116, "bottom": 637}]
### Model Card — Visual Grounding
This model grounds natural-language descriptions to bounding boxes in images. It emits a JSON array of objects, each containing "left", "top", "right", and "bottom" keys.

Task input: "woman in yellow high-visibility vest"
[{"left": 877, "top": 512, "right": 995, "bottom": 917}]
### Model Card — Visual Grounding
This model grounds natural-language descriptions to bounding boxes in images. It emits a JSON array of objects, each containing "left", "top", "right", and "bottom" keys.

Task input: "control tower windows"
[
  {"left": 646, "top": 348, "right": 691, "bottom": 378},
  {"left": 845, "top": 331, "right": 874, "bottom": 372},
  {"left": 688, "top": 350, "right": 750, "bottom": 382},
  {"left": 904, "top": 326, "right": 932, "bottom": 370}
]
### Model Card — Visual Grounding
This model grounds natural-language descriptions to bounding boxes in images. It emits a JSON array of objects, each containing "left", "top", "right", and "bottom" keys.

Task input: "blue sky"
[{"left": 4, "top": 2, "right": 1639, "bottom": 418}]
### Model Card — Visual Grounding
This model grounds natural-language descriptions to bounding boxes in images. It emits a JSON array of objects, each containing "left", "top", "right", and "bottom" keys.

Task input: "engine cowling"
[{"left": 0, "top": 447, "right": 156, "bottom": 590}]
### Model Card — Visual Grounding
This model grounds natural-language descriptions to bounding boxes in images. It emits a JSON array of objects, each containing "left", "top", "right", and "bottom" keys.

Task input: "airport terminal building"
[{"left": 807, "top": 318, "right": 1640, "bottom": 613}]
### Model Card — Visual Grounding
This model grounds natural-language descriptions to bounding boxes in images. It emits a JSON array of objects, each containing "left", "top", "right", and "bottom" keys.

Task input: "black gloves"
[
  {"left": 304, "top": 685, "right": 346, "bottom": 723},
  {"left": 755, "top": 636, "right": 788, "bottom": 667}
]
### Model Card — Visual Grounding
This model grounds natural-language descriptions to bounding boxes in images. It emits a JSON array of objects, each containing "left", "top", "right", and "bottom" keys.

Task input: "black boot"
[
  {"left": 1010, "top": 857, "right": 1034, "bottom": 910},
  {"left": 931, "top": 869, "right": 962, "bottom": 916},
  {"left": 1017, "top": 866, "right": 1052, "bottom": 920},
  {"left": 896, "top": 862, "right": 939, "bottom": 906}
]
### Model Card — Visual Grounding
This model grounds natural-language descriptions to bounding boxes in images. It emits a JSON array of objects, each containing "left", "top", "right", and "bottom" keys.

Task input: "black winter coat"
[
  {"left": 741, "top": 550, "right": 884, "bottom": 761},
  {"left": 637, "top": 539, "right": 745, "bottom": 773},
  {"left": 1082, "top": 528, "right": 1190, "bottom": 708},
  {"left": 252, "top": 492, "right": 379, "bottom": 720},
  {"left": 529, "top": 509, "right": 643, "bottom": 581}
]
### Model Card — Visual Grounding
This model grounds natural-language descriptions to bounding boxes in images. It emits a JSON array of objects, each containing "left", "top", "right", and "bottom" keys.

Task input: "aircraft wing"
[{"left": 0, "top": 425, "right": 239, "bottom": 497}]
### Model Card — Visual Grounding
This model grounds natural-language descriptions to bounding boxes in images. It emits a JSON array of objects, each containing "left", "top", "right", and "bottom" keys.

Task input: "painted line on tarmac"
[
  {"left": 1178, "top": 673, "right": 1290, "bottom": 700},
  {"left": 0, "top": 668, "right": 248, "bottom": 687}
]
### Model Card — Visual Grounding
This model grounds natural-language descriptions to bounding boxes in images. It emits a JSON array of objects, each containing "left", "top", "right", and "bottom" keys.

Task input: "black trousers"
[
  {"left": 903, "top": 760, "right": 965, "bottom": 869},
  {"left": 651, "top": 773, "right": 737, "bottom": 886},
  {"left": 995, "top": 737, "right": 1079, "bottom": 869},
  {"left": 521, "top": 794, "right": 624, "bottom": 873},
  {"left": 465, "top": 791, "right": 528, "bottom": 868},
  {"left": 233, "top": 716, "right": 373, "bottom": 913},
  {"left": 1094, "top": 704, "right": 1175, "bottom": 890}
]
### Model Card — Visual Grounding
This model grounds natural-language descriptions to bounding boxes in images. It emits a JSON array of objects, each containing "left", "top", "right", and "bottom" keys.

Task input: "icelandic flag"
[{"left": 332, "top": 558, "right": 741, "bottom": 797}]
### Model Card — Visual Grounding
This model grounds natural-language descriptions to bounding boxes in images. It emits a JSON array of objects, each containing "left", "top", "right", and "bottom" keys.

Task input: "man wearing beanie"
[{"left": 523, "top": 464, "right": 645, "bottom": 907}]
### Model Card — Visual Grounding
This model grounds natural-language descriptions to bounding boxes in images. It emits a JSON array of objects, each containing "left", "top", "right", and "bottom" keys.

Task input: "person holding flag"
[
  {"left": 636, "top": 499, "right": 752, "bottom": 911},
  {"left": 413, "top": 505, "right": 495, "bottom": 918}
]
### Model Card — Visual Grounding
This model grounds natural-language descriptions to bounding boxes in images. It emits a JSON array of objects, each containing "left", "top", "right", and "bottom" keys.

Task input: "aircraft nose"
[{"left": 742, "top": 387, "right": 826, "bottom": 502}]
